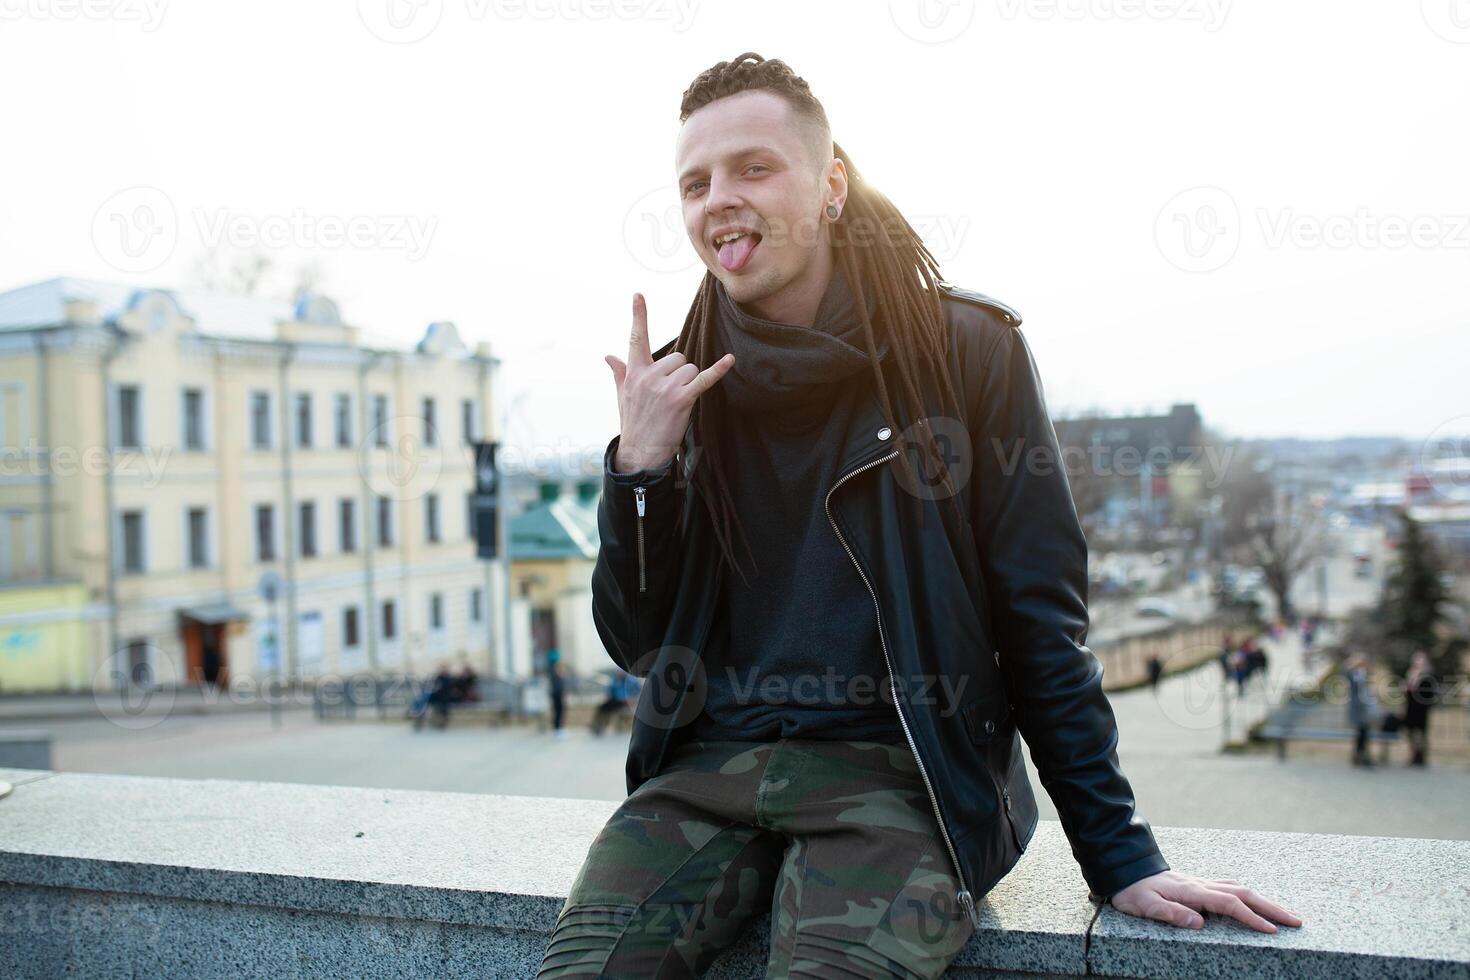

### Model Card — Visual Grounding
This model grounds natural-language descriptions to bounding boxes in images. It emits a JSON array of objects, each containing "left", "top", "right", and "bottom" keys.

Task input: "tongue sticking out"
[{"left": 716, "top": 233, "right": 759, "bottom": 272}]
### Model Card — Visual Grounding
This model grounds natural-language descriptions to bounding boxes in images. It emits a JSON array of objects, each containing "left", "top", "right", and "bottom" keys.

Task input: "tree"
[
  {"left": 1217, "top": 447, "right": 1325, "bottom": 623},
  {"left": 190, "top": 246, "right": 275, "bottom": 296},
  {"left": 189, "top": 246, "right": 325, "bottom": 303},
  {"left": 1380, "top": 509, "right": 1450, "bottom": 675}
]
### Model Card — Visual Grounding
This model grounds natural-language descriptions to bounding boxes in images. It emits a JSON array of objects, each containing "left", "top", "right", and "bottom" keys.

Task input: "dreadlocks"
[{"left": 675, "top": 52, "right": 969, "bottom": 586}]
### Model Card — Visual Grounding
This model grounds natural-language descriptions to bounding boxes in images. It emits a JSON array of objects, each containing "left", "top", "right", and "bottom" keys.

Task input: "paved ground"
[{"left": 1101, "top": 627, "right": 1470, "bottom": 840}]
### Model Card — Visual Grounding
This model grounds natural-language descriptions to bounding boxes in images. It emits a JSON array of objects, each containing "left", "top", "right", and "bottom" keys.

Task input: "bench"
[
  {"left": 313, "top": 675, "right": 524, "bottom": 728},
  {"left": 1256, "top": 693, "right": 1399, "bottom": 762}
]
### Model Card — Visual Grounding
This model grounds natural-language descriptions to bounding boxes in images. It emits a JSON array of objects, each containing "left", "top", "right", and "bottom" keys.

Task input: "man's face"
[{"left": 674, "top": 90, "right": 832, "bottom": 306}]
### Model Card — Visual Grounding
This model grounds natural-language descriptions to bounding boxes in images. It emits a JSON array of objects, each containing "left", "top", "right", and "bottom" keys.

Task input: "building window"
[
  {"left": 334, "top": 393, "right": 352, "bottom": 448},
  {"left": 339, "top": 498, "right": 357, "bottom": 554},
  {"left": 343, "top": 607, "right": 360, "bottom": 649},
  {"left": 422, "top": 397, "right": 436, "bottom": 446},
  {"left": 116, "top": 385, "right": 142, "bottom": 449},
  {"left": 381, "top": 600, "right": 397, "bottom": 640},
  {"left": 469, "top": 587, "right": 483, "bottom": 624},
  {"left": 186, "top": 507, "right": 208, "bottom": 569},
  {"left": 299, "top": 501, "right": 317, "bottom": 558},
  {"left": 250, "top": 391, "right": 272, "bottom": 449},
  {"left": 119, "top": 510, "right": 145, "bottom": 574},
  {"left": 295, "top": 393, "right": 313, "bottom": 448},
  {"left": 461, "top": 398, "right": 476, "bottom": 444},
  {"left": 372, "top": 394, "right": 389, "bottom": 447},
  {"left": 0, "top": 511, "right": 41, "bottom": 582},
  {"left": 0, "top": 381, "right": 29, "bottom": 449},
  {"left": 429, "top": 592, "right": 444, "bottom": 631},
  {"left": 182, "top": 388, "right": 205, "bottom": 451},
  {"left": 425, "top": 494, "right": 440, "bottom": 544},
  {"left": 256, "top": 504, "right": 275, "bottom": 562},
  {"left": 376, "top": 496, "right": 393, "bottom": 548}
]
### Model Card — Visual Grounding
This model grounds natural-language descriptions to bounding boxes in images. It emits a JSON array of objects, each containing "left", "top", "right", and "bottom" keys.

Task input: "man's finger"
[
  {"left": 1144, "top": 897, "right": 1204, "bottom": 929},
  {"left": 606, "top": 354, "right": 627, "bottom": 388},
  {"left": 1193, "top": 888, "right": 1277, "bottom": 933},
  {"left": 1210, "top": 885, "right": 1303, "bottom": 927},
  {"left": 652, "top": 350, "right": 689, "bottom": 375},
  {"left": 684, "top": 352, "right": 735, "bottom": 398},
  {"left": 628, "top": 293, "right": 652, "bottom": 367}
]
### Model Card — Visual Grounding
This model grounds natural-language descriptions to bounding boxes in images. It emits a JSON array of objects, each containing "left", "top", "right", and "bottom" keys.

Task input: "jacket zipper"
[
  {"left": 634, "top": 486, "right": 647, "bottom": 593},
  {"left": 825, "top": 450, "right": 980, "bottom": 930}
]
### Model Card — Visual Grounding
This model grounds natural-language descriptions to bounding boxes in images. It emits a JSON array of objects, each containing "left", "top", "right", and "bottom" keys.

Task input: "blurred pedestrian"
[
  {"left": 202, "top": 642, "right": 223, "bottom": 690},
  {"left": 427, "top": 660, "right": 455, "bottom": 729},
  {"left": 591, "top": 668, "right": 639, "bottom": 735},
  {"left": 1146, "top": 654, "right": 1163, "bottom": 690},
  {"left": 452, "top": 662, "right": 479, "bottom": 704},
  {"left": 1400, "top": 650, "right": 1439, "bottom": 767},
  {"left": 546, "top": 647, "right": 567, "bottom": 737},
  {"left": 1344, "top": 653, "right": 1377, "bottom": 767},
  {"left": 1230, "top": 644, "right": 1249, "bottom": 695},
  {"left": 1244, "top": 638, "right": 1268, "bottom": 688}
]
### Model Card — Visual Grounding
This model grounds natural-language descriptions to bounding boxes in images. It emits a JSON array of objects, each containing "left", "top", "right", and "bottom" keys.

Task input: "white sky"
[{"left": 2, "top": 0, "right": 1467, "bottom": 460}]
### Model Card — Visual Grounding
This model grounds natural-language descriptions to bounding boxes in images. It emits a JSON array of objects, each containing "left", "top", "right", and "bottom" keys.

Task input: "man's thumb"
[{"left": 606, "top": 354, "right": 627, "bottom": 386}]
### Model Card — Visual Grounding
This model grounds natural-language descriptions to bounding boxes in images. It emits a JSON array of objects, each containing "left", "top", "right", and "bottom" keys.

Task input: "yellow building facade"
[{"left": 0, "top": 277, "right": 502, "bottom": 692}]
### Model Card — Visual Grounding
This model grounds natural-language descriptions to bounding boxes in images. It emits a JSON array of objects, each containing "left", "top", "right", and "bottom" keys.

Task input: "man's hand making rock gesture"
[{"left": 605, "top": 293, "right": 736, "bottom": 474}]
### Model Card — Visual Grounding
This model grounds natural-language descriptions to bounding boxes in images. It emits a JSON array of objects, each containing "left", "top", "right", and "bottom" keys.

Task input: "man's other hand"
[{"left": 1110, "top": 870, "right": 1304, "bottom": 933}]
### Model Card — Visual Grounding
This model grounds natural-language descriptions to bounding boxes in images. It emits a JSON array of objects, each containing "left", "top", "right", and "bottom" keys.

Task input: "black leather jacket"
[{"left": 591, "top": 283, "right": 1169, "bottom": 924}]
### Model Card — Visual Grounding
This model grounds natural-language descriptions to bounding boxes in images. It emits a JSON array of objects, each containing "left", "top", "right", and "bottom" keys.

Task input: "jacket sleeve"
[
  {"left": 590, "top": 433, "right": 684, "bottom": 677},
  {"left": 967, "top": 324, "right": 1170, "bottom": 902}
]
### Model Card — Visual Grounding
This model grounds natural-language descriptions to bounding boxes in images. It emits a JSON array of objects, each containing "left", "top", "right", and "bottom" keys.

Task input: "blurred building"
[
  {"left": 1053, "top": 403, "right": 1206, "bottom": 531},
  {"left": 507, "top": 479, "right": 605, "bottom": 680},
  {"left": 0, "top": 277, "right": 500, "bottom": 692}
]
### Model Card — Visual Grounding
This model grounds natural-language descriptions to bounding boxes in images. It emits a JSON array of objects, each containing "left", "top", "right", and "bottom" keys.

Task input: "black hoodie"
[{"left": 679, "top": 264, "right": 908, "bottom": 745}]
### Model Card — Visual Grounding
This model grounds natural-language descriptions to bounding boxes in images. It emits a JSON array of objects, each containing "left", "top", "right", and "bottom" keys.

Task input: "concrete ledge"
[{"left": 0, "top": 769, "right": 1467, "bottom": 978}]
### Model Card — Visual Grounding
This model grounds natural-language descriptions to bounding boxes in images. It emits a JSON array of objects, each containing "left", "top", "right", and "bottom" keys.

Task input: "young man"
[{"left": 539, "top": 53, "right": 1302, "bottom": 978}]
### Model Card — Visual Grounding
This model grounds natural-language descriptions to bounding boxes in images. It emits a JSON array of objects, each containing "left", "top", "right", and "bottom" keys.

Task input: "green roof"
[{"left": 509, "top": 495, "right": 600, "bottom": 560}]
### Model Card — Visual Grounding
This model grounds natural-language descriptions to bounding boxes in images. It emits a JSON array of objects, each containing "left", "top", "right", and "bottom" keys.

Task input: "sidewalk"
[
  {"left": 0, "top": 688, "right": 315, "bottom": 723},
  {"left": 1220, "top": 624, "right": 1337, "bottom": 748}
]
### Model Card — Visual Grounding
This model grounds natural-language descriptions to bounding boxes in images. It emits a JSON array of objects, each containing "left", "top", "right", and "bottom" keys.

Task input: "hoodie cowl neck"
[{"left": 710, "top": 263, "right": 888, "bottom": 418}]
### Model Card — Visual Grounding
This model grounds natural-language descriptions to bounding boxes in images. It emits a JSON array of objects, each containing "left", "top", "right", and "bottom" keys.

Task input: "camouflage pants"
[{"left": 537, "top": 739, "right": 974, "bottom": 979}]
